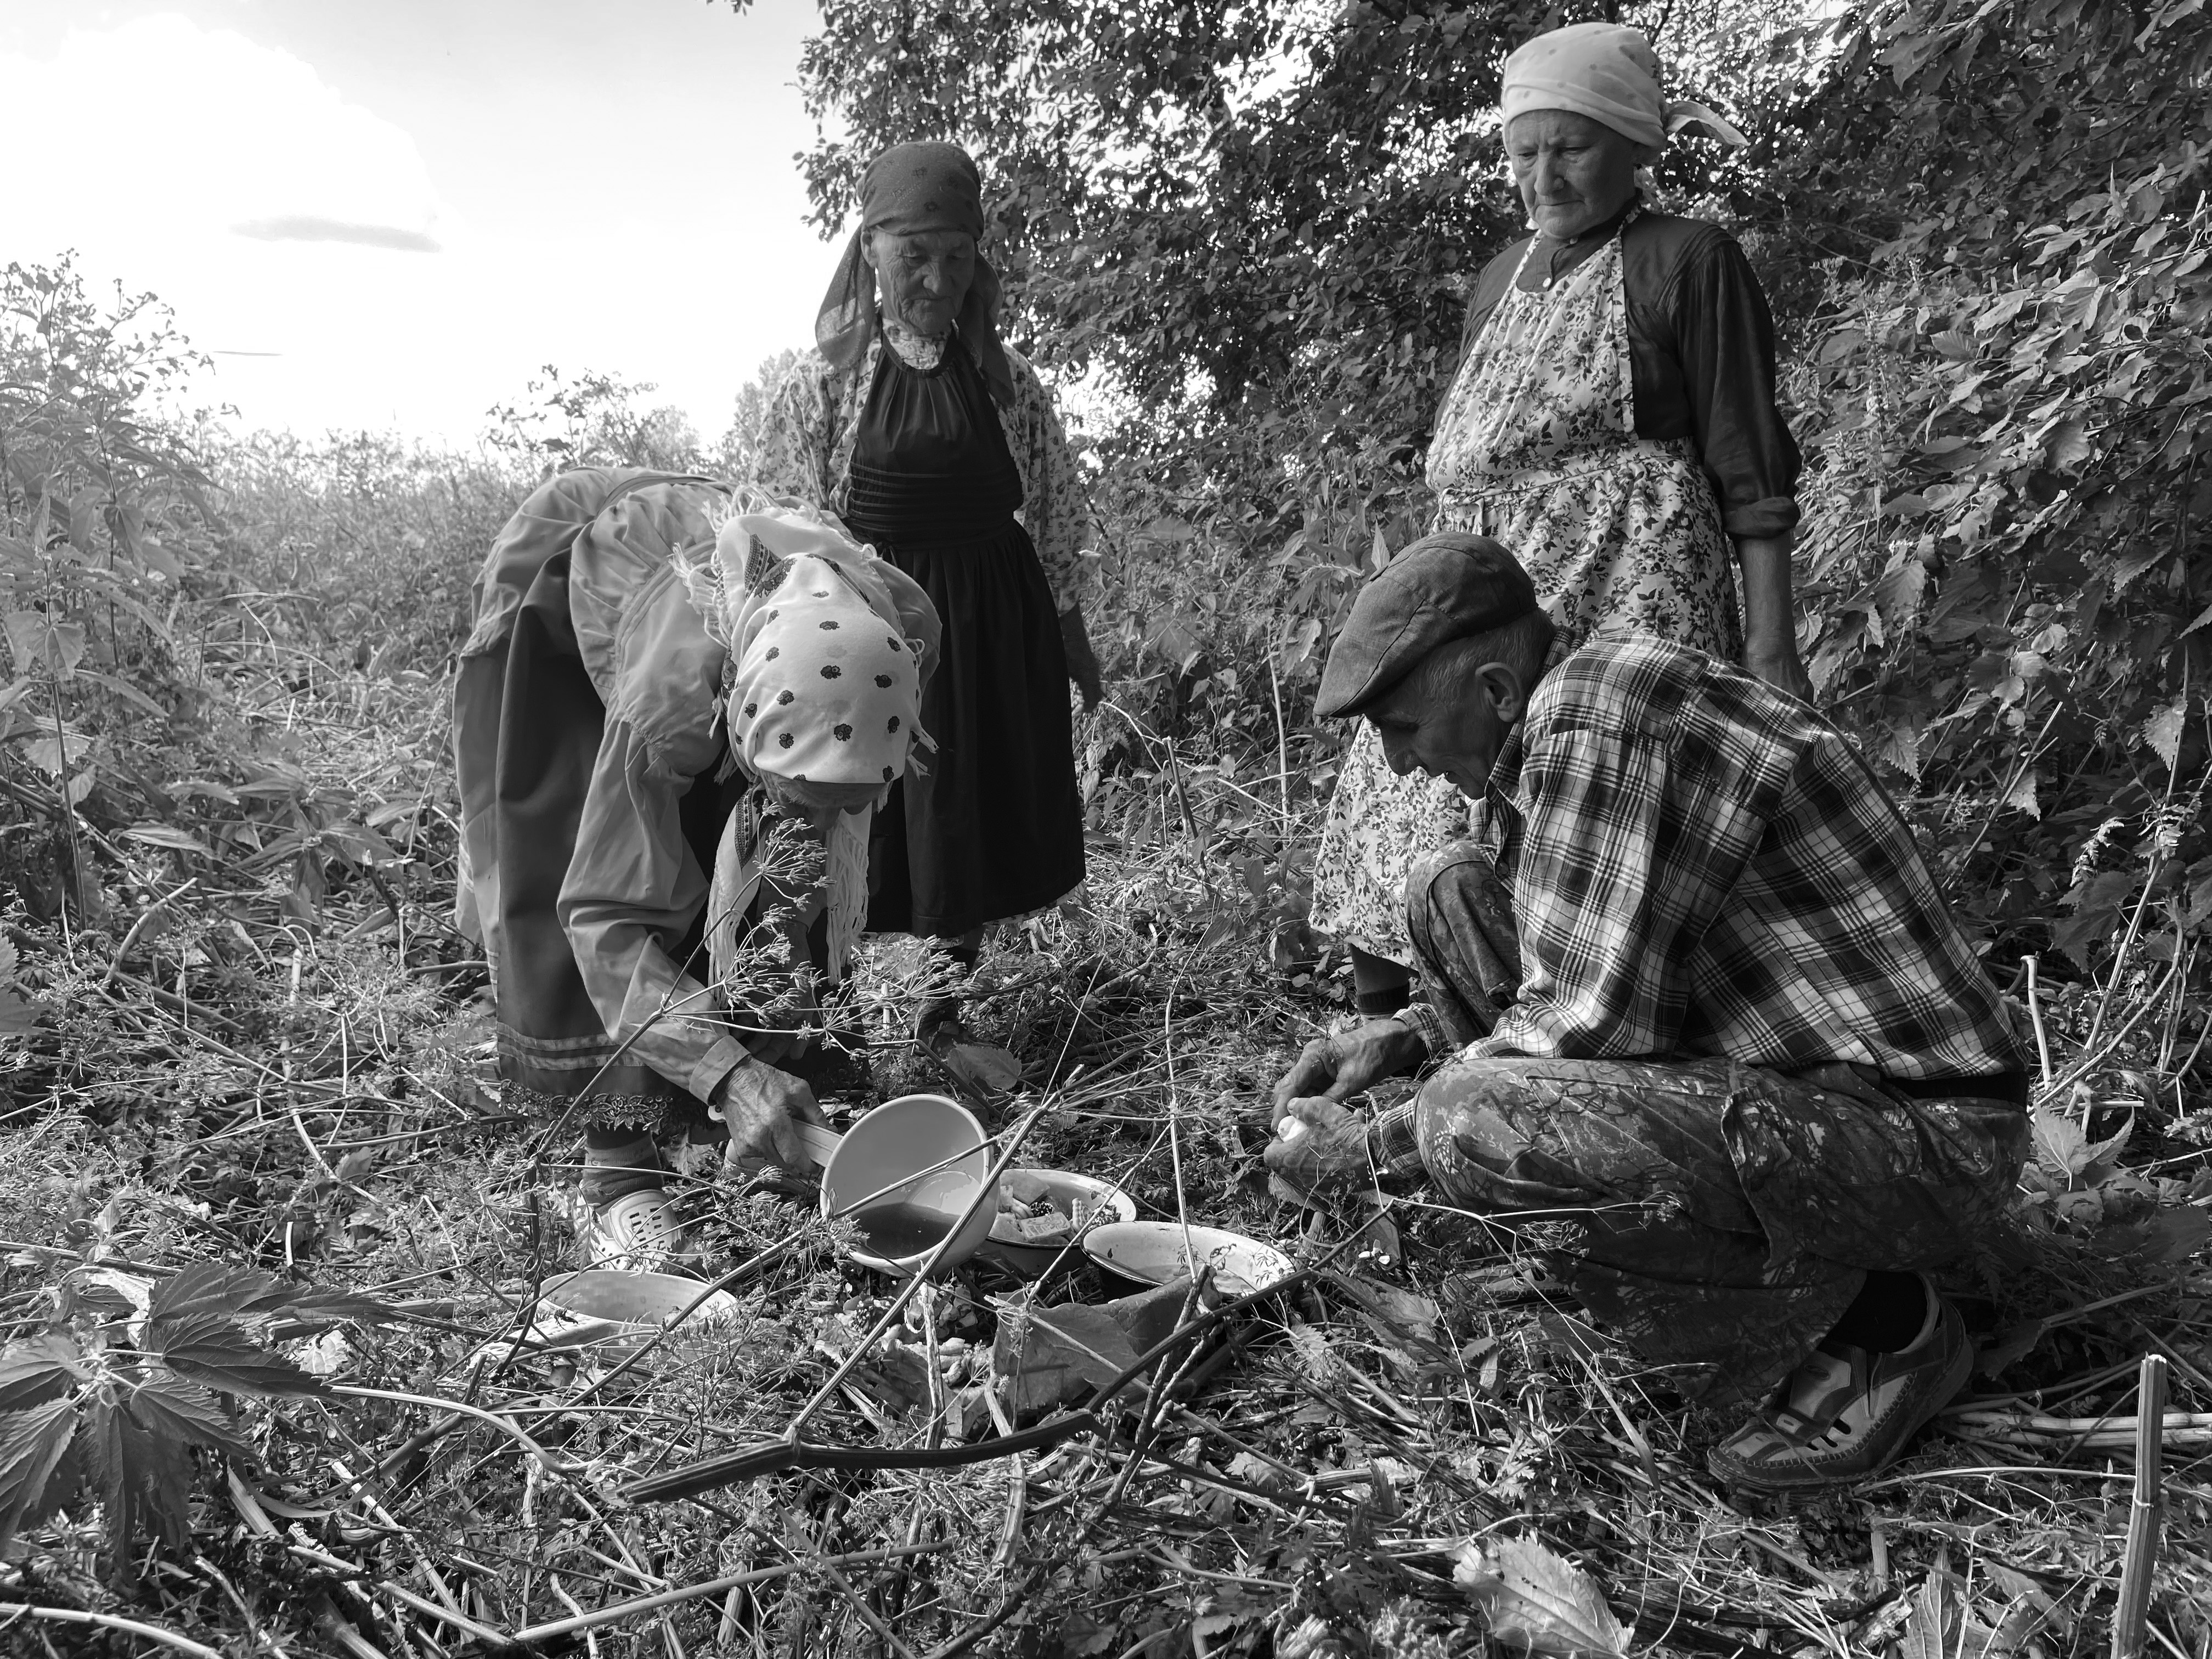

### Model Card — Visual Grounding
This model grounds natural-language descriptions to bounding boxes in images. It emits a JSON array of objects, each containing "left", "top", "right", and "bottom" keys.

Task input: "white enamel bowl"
[{"left": 1080, "top": 1221, "right": 1296, "bottom": 1299}]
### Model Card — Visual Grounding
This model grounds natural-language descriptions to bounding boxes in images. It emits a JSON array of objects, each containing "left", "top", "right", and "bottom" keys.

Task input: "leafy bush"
[
  {"left": 0, "top": 258, "right": 225, "bottom": 923},
  {"left": 1754, "top": 0, "right": 2212, "bottom": 998},
  {"left": 209, "top": 429, "right": 519, "bottom": 669}
]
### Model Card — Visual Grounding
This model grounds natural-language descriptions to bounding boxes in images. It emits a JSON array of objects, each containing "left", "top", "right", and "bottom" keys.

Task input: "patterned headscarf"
[
  {"left": 715, "top": 509, "right": 939, "bottom": 787},
  {"left": 812, "top": 140, "right": 1017, "bottom": 405},
  {"left": 694, "top": 505, "right": 940, "bottom": 985},
  {"left": 1499, "top": 22, "right": 1745, "bottom": 153}
]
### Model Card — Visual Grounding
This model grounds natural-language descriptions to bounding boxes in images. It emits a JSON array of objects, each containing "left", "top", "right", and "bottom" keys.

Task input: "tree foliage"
[{"left": 1750, "top": 0, "right": 2212, "bottom": 977}]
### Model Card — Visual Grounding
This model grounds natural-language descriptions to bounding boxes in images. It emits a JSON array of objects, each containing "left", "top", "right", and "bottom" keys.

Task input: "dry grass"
[{"left": 3, "top": 650, "right": 2210, "bottom": 1659}]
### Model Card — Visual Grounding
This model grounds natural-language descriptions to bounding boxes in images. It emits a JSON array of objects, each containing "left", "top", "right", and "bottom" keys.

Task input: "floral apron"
[{"left": 1310, "top": 212, "right": 1741, "bottom": 964}]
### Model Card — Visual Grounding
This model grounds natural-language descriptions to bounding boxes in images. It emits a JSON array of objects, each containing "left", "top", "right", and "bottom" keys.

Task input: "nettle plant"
[{"left": 0, "top": 1262, "right": 382, "bottom": 1587}]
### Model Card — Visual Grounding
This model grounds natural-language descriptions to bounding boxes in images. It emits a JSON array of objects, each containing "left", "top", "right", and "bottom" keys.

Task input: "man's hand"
[
  {"left": 1265, "top": 1096, "right": 1372, "bottom": 1195},
  {"left": 1269, "top": 1018, "right": 1426, "bottom": 1120},
  {"left": 715, "top": 1056, "right": 827, "bottom": 1166}
]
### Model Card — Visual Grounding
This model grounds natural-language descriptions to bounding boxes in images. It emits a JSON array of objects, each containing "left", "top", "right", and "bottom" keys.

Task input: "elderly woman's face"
[
  {"left": 1505, "top": 110, "right": 1646, "bottom": 241},
  {"left": 867, "top": 229, "right": 975, "bottom": 337}
]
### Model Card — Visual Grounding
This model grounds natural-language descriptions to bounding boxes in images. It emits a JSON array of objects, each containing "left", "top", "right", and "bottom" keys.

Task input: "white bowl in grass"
[
  {"left": 818, "top": 1092, "right": 999, "bottom": 1276},
  {"left": 1080, "top": 1221, "right": 1296, "bottom": 1299},
  {"left": 981, "top": 1169, "right": 1137, "bottom": 1274}
]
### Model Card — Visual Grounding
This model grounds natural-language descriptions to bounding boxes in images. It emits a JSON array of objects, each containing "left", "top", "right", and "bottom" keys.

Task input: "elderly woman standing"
[
  {"left": 455, "top": 482, "right": 940, "bottom": 1266},
  {"left": 754, "top": 140, "right": 1101, "bottom": 1048},
  {"left": 1308, "top": 22, "right": 1808, "bottom": 1017}
]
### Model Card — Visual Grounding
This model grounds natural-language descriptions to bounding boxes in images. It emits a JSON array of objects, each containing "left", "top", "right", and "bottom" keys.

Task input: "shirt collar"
[
  {"left": 1486, "top": 641, "right": 1567, "bottom": 808},
  {"left": 1486, "top": 718, "right": 1529, "bottom": 810}
]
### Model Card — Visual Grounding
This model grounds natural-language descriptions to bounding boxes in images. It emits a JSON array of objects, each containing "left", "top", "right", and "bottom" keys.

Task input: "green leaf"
[
  {"left": 0, "top": 1334, "right": 88, "bottom": 1412},
  {"left": 0, "top": 1397, "right": 79, "bottom": 1552},
  {"left": 274, "top": 1287, "right": 398, "bottom": 1328},
  {"left": 319, "top": 823, "right": 403, "bottom": 867},
  {"left": 150, "top": 1313, "right": 329, "bottom": 1400},
  {"left": 128, "top": 1374, "right": 255, "bottom": 1464},
  {"left": 1453, "top": 1536, "right": 1627, "bottom": 1656},
  {"left": 146, "top": 1262, "right": 292, "bottom": 1327},
  {"left": 121, "top": 823, "right": 212, "bottom": 855},
  {"left": 2092, "top": 1206, "right": 2211, "bottom": 1263},
  {"left": 2, "top": 611, "right": 85, "bottom": 681},
  {"left": 18, "top": 730, "right": 87, "bottom": 775},
  {"left": 86, "top": 1392, "right": 196, "bottom": 1572},
  {"left": 0, "top": 990, "right": 51, "bottom": 1035},
  {"left": 2142, "top": 696, "right": 2188, "bottom": 771},
  {"left": 1974, "top": 1318, "right": 2045, "bottom": 1378},
  {"left": 2044, "top": 415, "right": 2095, "bottom": 473}
]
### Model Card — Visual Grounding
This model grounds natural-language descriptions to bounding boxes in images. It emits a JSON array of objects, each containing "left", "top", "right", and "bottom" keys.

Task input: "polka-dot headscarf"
[
  {"left": 700, "top": 507, "right": 939, "bottom": 991},
  {"left": 715, "top": 509, "right": 939, "bottom": 790}
]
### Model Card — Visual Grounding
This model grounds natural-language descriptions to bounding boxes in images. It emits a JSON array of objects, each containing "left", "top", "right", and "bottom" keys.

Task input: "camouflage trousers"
[{"left": 1405, "top": 842, "right": 2029, "bottom": 1404}]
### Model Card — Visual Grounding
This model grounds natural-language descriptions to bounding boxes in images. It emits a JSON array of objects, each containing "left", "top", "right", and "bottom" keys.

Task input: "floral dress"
[{"left": 1310, "top": 210, "right": 1742, "bottom": 964}]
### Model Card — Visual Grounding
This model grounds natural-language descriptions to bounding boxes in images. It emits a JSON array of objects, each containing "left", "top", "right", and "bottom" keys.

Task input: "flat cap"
[{"left": 1315, "top": 533, "right": 1539, "bottom": 718}]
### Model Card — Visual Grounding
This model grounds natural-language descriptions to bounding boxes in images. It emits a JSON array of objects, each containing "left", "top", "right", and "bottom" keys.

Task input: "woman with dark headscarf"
[
  {"left": 753, "top": 141, "right": 1100, "bottom": 1047},
  {"left": 1308, "top": 22, "right": 1808, "bottom": 1017}
]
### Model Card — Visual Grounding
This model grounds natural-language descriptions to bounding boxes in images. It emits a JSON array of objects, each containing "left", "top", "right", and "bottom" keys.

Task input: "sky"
[{"left": 4, "top": 0, "right": 836, "bottom": 445}]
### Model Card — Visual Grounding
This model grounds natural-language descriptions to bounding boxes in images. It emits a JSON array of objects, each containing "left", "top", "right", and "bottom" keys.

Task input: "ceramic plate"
[{"left": 1081, "top": 1221, "right": 1296, "bottom": 1299}]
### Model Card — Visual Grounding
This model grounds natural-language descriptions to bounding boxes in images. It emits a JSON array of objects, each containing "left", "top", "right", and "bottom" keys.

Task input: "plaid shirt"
[{"left": 1384, "top": 639, "right": 2023, "bottom": 1161}]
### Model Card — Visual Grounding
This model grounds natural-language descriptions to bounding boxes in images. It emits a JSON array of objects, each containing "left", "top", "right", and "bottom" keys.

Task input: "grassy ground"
[{"left": 3, "top": 639, "right": 2211, "bottom": 1659}]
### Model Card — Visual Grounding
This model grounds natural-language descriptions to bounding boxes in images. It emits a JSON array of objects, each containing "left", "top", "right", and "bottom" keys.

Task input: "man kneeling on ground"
[{"left": 1269, "top": 532, "right": 2029, "bottom": 1495}]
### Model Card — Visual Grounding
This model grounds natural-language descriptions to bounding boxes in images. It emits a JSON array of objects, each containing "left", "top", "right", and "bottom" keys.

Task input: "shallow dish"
[
  {"left": 1081, "top": 1221, "right": 1296, "bottom": 1299},
  {"left": 482, "top": 1269, "right": 742, "bottom": 1364},
  {"left": 980, "top": 1169, "right": 1138, "bottom": 1275}
]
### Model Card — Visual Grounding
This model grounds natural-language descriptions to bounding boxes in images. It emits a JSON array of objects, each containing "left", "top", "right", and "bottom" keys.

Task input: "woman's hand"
[
  {"left": 1058, "top": 607, "right": 1105, "bottom": 711},
  {"left": 1735, "top": 533, "right": 1814, "bottom": 701},
  {"left": 1742, "top": 634, "right": 1813, "bottom": 702},
  {"left": 715, "top": 1056, "right": 827, "bottom": 1166}
]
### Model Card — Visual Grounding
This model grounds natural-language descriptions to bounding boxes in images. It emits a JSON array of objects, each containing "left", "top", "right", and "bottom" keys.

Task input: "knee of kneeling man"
[
  {"left": 1412, "top": 1056, "right": 1546, "bottom": 1165},
  {"left": 1403, "top": 842, "right": 1493, "bottom": 911}
]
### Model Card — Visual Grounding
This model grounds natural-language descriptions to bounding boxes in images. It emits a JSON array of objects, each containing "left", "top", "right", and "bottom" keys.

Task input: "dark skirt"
[{"left": 864, "top": 519, "right": 1085, "bottom": 938}]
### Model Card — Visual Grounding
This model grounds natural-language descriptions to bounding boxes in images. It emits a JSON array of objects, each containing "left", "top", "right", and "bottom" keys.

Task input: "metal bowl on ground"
[
  {"left": 818, "top": 1092, "right": 1000, "bottom": 1276},
  {"left": 489, "top": 1269, "right": 742, "bottom": 1364},
  {"left": 1081, "top": 1221, "right": 1296, "bottom": 1300},
  {"left": 980, "top": 1168, "right": 1138, "bottom": 1276}
]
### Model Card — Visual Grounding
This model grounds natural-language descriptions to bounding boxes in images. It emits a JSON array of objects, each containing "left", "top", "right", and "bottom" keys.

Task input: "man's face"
[
  {"left": 1505, "top": 109, "right": 1644, "bottom": 242},
  {"left": 1365, "top": 653, "right": 1523, "bottom": 802},
  {"left": 868, "top": 229, "right": 976, "bottom": 337}
]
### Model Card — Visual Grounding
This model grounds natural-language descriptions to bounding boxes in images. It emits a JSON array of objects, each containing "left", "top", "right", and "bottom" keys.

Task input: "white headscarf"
[{"left": 1499, "top": 22, "right": 1746, "bottom": 153}]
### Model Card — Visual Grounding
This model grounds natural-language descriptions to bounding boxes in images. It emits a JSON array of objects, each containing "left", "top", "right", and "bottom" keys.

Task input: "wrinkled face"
[
  {"left": 867, "top": 229, "right": 976, "bottom": 337},
  {"left": 1364, "top": 654, "right": 1523, "bottom": 803},
  {"left": 1505, "top": 109, "right": 1646, "bottom": 241}
]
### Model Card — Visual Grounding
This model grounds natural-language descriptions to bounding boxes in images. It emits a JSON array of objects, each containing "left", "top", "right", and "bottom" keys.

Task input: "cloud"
[
  {"left": 230, "top": 216, "right": 442, "bottom": 253},
  {"left": 6, "top": 16, "right": 449, "bottom": 252}
]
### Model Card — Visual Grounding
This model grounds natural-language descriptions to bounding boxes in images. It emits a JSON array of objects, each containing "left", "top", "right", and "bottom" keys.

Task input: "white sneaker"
[{"left": 576, "top": 1188, "right": 691, "bottom": 1272}]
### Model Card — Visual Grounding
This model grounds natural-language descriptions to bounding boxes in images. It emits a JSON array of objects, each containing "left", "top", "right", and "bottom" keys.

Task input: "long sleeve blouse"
[
  {"left": 552, "top": 481, "right": 755, "bottom": 1104},
  {"left": 750, "top": 334, "right": 1092, "bottom": 610},
  {"left": 1456, "top": 206, "right": 1802, "bottom": 540}
]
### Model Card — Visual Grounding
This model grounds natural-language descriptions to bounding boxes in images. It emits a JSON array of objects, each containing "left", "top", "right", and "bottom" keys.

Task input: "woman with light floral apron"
[{"left": 1308, "top": 21, "right": 1810, "bottom": 1014}]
